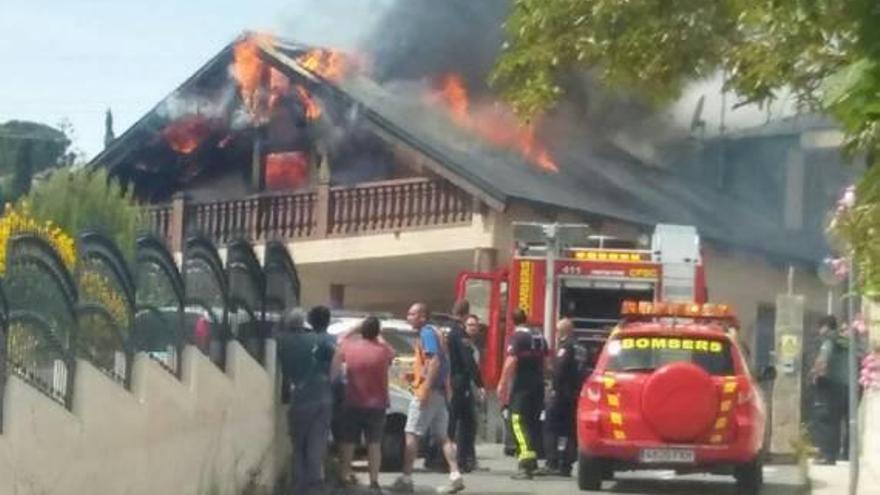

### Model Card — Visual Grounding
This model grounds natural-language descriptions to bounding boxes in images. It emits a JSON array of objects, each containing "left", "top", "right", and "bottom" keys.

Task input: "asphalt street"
[{"left": 338, "top": 444, "right": 806, "bottom": 495}]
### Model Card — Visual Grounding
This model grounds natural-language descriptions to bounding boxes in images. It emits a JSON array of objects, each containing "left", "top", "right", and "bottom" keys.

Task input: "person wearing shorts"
[
  {"left": 332, "top": 316, "right": 395, "bottom": 492},
  {"left": 390, "top": 303, "right": 465, "bottom": 494}
]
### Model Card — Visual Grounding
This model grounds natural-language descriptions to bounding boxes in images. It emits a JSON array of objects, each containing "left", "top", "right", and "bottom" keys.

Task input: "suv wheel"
[
  {"left": 734, "top": 457, "right": 763, "bottom": 494},
  {"left": 381, "top": 415, "right": 406, "bottom": 472},
  {"left": 577, "top": 454, "right": 603, "bottom": 491}
]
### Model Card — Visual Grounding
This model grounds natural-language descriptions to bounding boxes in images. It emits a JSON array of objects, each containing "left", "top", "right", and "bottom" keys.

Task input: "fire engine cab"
[{"left": 455, "top": 223, "right": 707, "bottom": 388}]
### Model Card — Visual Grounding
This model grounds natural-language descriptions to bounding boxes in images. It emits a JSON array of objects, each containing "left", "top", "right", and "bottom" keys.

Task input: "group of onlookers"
[
  {"left": 275, "top": 302, "right": 481, "bottom": 494},
  {"left": 275, "top": 300, "right": 591, "bottom": 494}
]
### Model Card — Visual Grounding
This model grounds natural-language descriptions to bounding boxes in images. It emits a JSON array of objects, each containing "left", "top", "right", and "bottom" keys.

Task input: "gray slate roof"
[{"left": 92, "top": 35, "right": 830, "bottom": 264}]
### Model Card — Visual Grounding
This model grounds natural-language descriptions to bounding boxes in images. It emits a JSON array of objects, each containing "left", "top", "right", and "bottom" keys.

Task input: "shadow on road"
[{"left": 608, "top": 478, "right": 802, "bottom": 495}]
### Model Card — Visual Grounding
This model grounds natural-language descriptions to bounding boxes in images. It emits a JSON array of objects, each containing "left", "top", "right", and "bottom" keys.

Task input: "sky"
[
  {"left": 0, "top": 0, "right": 390, "bottom": 159},
  {"left": 0, "top": 0, "right": 791, "bottom": 161}
]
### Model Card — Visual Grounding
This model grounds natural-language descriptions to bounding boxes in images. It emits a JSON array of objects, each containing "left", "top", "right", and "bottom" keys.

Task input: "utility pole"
[
  {"left": 847, "top": 256, "right": 859, "bottom": 495},
  {"left": 542, "top": 223, "right": 558, "bottom": 346},
  {"left": 512, "top": 222, "right": 591, "bottom": 347}
]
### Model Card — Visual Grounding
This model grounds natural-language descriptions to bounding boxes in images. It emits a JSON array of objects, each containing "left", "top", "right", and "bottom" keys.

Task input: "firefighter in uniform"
[
  {"left": 497, "top": 308, "right": 549, "bottom": 479},
  {"left": 538, "top": 318, "right": 586, "bottom": 476}
]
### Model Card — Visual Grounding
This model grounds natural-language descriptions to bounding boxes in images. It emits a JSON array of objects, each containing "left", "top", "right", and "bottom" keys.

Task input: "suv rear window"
[{"left": 606, "top": 335, "right": 735, "bottom": 376}]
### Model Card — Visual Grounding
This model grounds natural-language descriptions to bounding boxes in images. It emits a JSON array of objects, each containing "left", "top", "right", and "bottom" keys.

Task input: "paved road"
[{"left": 347, "top": 444, "right": 805, "bottom": 495}]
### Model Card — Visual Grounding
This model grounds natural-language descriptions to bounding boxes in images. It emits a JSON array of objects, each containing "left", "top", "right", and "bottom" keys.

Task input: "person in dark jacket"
[
  {"left": 538, "top": 318, "right": 584, "bottom": 476},
  {"left": 497, "top": 308, "right": 549, "bottom": 480},
  {"left": 811, "top": 315, "right": 852, "bottom": 465},
  {"left": 447, "top": 300, "right": 485, "bottom": 472},
  {"left": 276, "top": 308, "right": 336, "bottom": 495}
]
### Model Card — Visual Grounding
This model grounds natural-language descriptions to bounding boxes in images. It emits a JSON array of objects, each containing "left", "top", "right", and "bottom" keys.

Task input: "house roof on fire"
[{"left": 92, "top": 34, "right": 829, "bottom": 264}]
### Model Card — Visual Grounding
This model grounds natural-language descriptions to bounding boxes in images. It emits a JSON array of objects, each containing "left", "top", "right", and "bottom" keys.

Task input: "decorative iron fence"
[
  {"left": 4, "top": 235, "right": 78, "bottom": 408},
  {"left": 0, "top": 230, "right": 301, "bottom": 417}
]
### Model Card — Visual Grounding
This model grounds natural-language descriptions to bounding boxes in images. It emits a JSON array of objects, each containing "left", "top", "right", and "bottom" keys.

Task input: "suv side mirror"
[{"left": 758, "top": 365, "right": 777, "bottom": 382}]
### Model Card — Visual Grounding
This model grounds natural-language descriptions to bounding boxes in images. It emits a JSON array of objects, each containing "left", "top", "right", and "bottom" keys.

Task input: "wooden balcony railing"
[{"left": 145, "top": 178, "right": 474, "bottom": 250}]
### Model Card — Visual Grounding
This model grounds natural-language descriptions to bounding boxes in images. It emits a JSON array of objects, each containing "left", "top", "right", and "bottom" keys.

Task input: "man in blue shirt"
[{"left": 391, "top": 303, "right": 465, "bottom": 494}]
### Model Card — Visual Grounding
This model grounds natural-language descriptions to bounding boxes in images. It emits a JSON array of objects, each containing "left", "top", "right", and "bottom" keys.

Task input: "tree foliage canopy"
[
  {"left": 493, "top": 0, "right": 880, "bottom": 157},
  {"left": 0, "top": 120, "right": 72, "bottom": 201},
  {"left": 22, "top": 168, "right": 144, "bottom": 259},
  {"left": 494, "top": 0, "right": 880, "bottom": 292}
]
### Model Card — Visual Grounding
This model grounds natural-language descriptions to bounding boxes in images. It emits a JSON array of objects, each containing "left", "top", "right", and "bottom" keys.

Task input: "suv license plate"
[{"left": 639, "top": 448, "right": 695, "bottom": 464}]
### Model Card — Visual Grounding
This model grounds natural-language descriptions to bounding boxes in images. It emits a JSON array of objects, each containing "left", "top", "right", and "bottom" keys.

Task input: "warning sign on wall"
[{"left": 780, "top": 334, "right": 800, "bottom": 360}]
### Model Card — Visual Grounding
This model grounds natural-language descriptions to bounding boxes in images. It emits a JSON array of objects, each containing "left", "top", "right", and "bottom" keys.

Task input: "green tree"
[
  {"left": 22, "top": 168, "right": 144, "bottom": 259},
  {"left": 0, "top": 120, "right": 71, "bottom": 201},
  {"left": 8, "top": 139, "right": 34, "bottom": 200},
  {"left": 493, "top": 0, "right": 877, "bottom": 152},
  {"left": 493, "top": 0, "right": 880, "bottom": 288}
]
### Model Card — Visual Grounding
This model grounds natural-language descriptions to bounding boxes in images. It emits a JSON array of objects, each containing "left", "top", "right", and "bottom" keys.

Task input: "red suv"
[{"left": 577, "top": 302, "right": 775, "bottom": 494}]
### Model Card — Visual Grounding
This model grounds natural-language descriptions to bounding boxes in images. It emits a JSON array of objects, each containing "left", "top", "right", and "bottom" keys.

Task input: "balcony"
[{"left": 146, "top": 177, "right": 475, "bottom": 250}]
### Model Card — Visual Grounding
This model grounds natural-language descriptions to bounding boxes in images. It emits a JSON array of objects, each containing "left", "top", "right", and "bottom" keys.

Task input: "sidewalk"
[{"left": 810, "top": 462, "right": 849, "bottom": 495}]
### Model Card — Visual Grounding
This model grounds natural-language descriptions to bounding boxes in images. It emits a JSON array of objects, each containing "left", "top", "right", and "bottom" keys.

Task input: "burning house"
[{"left": 93, "top": 32, "right": 852, "bottom": 354}]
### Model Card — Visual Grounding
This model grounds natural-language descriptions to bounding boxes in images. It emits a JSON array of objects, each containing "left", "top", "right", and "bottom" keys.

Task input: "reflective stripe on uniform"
[{"left": 511, "top": 413, "right": 536, "bottom": 461}]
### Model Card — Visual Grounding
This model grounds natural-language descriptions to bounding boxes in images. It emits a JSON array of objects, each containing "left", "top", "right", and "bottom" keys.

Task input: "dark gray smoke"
[
  {"left": 359, "top": 0, "right": 686, "bottom": 165},
  {"left": 364, "top": 0, "right": 508, "bottom": 90}
]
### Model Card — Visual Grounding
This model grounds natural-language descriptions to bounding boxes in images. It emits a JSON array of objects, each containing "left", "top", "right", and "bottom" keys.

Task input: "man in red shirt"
[{"left": 331, "top": 316, "right": 396, "bottom": 492}]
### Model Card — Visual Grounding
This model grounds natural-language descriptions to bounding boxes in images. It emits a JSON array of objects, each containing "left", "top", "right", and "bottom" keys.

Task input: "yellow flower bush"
[
  {"left": 79, "top": 269, "right": 130, "bottom": 328},
  {"left": 0, "top": 202, "right": 76, "bottom": 275}
]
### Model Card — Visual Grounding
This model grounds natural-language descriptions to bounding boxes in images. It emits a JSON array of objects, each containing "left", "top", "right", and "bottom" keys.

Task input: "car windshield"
[
  {"left": 383, "top": 330, "right": 416, "bottom": 356},
  {"left": 605, "top": 335, "right": 735, "bottom": 376}
]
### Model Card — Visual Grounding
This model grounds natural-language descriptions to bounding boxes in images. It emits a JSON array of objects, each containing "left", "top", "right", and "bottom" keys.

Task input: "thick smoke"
[
  {"left": 272, "top": 0, "right": 689, "bottom": 166},
  {"left": 364, "top": 0, "right": 508, "bottom": 89},
  {"left": 358, "top": 0, "right": 686, "bottom": 166}
]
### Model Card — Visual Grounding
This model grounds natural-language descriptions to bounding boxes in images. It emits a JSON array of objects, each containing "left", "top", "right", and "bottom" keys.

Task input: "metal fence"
[{"left": 0, "top": 232, "right": 300, "bottom": 418}]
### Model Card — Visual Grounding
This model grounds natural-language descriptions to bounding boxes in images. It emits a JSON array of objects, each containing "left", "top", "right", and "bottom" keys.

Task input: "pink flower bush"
[
  {"left": 860, "top": 352, "right": 880, "bottom": 391},
  {"left": 829, "top": 185, "right": 857, "bottom": 232}
]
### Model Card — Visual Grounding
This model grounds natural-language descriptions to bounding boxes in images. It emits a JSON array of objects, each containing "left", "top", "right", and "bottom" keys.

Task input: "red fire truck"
[{"left": 455, "top": 223, "right": 707, "bottom": 388}]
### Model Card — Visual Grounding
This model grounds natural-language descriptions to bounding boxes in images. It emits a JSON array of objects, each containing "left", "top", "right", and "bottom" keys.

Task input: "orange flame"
[
  {"left": 297, "top": 48, "right": 349, "bottom": 81},
  {"left": 232, "top": 34, "right": 293, "bottom": 124},
  {"left": 233, "top": 35, "right": 270, "bottom": 121},
  {"left": 294, "top": 85, "right": 322, "bottom": 120},
  {"left": 269, "top": 68, "right": 291, "bottom": 112},
  {"left": 438, "top": 74, "right": 468, "bottom": 122},
  {"left": 162, "top": 116, "right": 212, "bottom": 154},
  {"left": 430, "top": 74, "right": 558, "bottom": 172}
]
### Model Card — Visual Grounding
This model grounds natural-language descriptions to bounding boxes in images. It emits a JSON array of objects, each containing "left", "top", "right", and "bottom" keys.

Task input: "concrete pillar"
[
  {"left": 329, "top": 284, "right": 345, "bottom": 310},
  {"left": 472, "top": 247, "right": 501, "bottom": 443},
  {"left": 169, "top": 192, "right": 188, "bottom": 255},
  {"left": 770, "top": 293, "right": 805, "bottom": 457},
  {"left": 472, "top": 247, "right": 498, "bottom": 273},
  {"left": 859, "top": 300, "right": 880, "bottom": 492}
]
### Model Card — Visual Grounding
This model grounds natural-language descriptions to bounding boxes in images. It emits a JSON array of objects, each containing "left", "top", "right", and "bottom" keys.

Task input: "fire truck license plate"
[{"left": 639, "top": 448, "right": 695, "bottom": 464}]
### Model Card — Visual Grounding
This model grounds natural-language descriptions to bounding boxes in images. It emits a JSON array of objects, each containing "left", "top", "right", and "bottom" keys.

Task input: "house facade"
[{"left": 94, "top": 34, "right": 859, "bottom": 369}]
